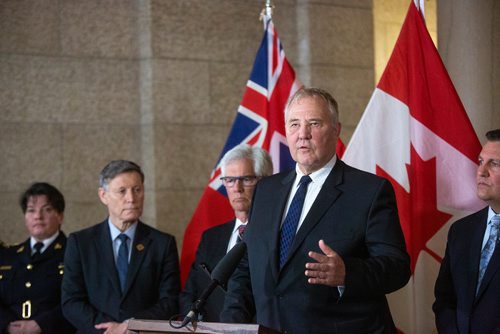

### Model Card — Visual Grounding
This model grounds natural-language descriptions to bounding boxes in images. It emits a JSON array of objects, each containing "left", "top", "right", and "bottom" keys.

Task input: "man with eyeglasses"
[{"left": 180, "top": 144, "right": 273, "bottom": 322}]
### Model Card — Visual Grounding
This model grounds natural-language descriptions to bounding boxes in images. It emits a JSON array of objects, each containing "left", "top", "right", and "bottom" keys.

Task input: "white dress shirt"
[
  {"left": 227, "top": 218, "right": 247, "bottom": 253},
  {"left": 30, "top": 231, "right": 59, "bottom": 255}
]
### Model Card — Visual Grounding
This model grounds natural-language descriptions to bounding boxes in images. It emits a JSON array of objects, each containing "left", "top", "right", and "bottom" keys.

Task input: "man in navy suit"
[
  {"left": 180, "top": 144, "right": 273, "bottom": 322},
  {"left": 434, "top": 129, "right": 500, "bottom": 333},
  {"left": 62, "top": 160, "right": 180, "bottom": 334},
  {"left": 220, "top": 87, "right": 411, "bottom": 333}
]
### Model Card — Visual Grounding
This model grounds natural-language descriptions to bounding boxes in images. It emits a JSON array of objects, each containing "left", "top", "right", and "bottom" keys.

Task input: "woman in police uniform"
[{"left": 0, "top": 182, "right": 74, "bottom": 334}]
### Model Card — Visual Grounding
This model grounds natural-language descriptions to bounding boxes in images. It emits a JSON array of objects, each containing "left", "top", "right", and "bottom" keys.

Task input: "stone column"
[{"left": 438, "top": 0, "right": 500, "bottom": 140}]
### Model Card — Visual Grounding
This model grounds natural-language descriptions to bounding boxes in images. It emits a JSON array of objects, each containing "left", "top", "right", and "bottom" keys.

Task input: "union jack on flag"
[{"left": 180, "top": 15, "right": 301, "bottom": 285}]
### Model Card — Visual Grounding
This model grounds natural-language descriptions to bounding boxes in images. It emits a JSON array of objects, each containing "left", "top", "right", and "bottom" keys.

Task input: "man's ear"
[{"left": 98, "top": 187, "right": 108, "bottom": 206}]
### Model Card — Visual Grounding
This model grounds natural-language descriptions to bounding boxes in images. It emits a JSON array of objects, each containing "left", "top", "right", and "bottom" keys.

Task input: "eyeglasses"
[{"left": 220, "top": 176, "right": 259, "bottom": 187}]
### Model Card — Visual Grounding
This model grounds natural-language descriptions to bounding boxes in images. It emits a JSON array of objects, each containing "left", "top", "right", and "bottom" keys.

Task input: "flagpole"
[{"left": 260, "top": 0, "right": 274, "bottom": 21}]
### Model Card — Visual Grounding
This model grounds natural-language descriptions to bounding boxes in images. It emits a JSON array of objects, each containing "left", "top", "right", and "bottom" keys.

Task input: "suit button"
[
  {"left": 27, "top": 264, "right": 33, "bottom": 270},
  {"left": 25, "top": 282, "right": 32, "bottom": 288}
]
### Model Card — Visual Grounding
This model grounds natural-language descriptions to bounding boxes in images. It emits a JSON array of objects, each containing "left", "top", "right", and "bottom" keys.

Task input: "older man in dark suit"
[
  {"left": 180, "top": 144, "right": 273, "bottom": 322},
  {"left": 434, "top": 129, "right": 500, "bottom": 333},
  {"left": 220, "top": 87, "right": 411, "bottom": 333},
  {"left": 62, "top": 160, "right": 180, "bottom": 334}
]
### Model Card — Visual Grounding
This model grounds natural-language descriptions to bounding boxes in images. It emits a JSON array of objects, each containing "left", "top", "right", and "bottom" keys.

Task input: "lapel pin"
[
  {"left": 17, "top": 246, "right": 24, "bottom": 253},
  {"left": 136, "top": 244, "right": 145, "bottom": 251},
  {"left": 54, "top": 243, "right": 62, "bottom": 250}
]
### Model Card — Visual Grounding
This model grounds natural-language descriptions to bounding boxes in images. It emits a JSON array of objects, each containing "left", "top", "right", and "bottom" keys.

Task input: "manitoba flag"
[
  {"left": 343, "top": 2, "right": 484, "bottom": 333},
  {"left": 179, "top": 15, "right": 301, "bottom": 285}
]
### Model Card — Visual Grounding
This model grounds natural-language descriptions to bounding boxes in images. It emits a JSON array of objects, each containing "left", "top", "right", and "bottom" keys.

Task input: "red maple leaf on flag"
[{"left": 376, "top": 145, "right": 452, "bottom": 273}]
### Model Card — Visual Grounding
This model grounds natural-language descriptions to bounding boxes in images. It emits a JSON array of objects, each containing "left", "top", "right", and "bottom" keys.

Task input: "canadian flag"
[{"left": 342, "top": 2, "right": 484, "bottom": 333}]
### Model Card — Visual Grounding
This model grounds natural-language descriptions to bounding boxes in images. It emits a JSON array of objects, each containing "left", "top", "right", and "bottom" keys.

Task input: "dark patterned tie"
[
  {"left": 279, "top": 175, "right": 312, "bottom": 268},
  {"left": 237, "top": 224, "right": 246, "bottom": 243},
  {"left": 117, "top": 234, "right": 129, "bottom": 292},
  {"left": 32, "top": 242, "right": 44, "bottom": 259},
  {"left": 477, "top": 215, "right": 500, "bottom": 294}
]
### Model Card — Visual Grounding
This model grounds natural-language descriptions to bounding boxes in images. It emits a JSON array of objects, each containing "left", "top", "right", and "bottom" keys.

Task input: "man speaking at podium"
[{"left": 220, "top": 88, "right": 411, "bottom": 333}]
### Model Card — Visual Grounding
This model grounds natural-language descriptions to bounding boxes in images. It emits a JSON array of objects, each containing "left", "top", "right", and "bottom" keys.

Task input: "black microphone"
[{"left": 180, "top": 241, "right": 247, "bottom": 327}]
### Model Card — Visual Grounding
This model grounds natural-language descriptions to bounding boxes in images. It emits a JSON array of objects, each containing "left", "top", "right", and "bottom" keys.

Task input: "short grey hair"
[
  {"left": 99, "top": 160, "right": 144, "bottom": 190},
  {"left": 220, "top": 144, "right": 273, "bottom": 177},
  {"left": 284, "top": 87, "right": 340, "bottom": 125}
]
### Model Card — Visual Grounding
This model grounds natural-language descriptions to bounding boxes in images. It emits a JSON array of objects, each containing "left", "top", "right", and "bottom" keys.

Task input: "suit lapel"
[
  {"left": 282, "top": 161, "right": 343, "bottom": 271},
  {"left": 465, "top": 215, "right": 486, "bottom": 306},
  {"left": 271, "top": 171, "right": 296, "bottom": 281},
  {"left": 124, "top": 221, "right": 150, "bottom": 296},
  {"left": 213, "top": 220, "right": 235, "bottom": 258},
  {"left": 95, "top": 221, "right": 122, "bottom": 296}
]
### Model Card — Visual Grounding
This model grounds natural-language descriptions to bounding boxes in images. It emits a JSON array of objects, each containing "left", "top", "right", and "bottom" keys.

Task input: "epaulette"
[
  {"left": 0, "top": 241, "right": 22, "bottom": 248},
  {"left": 3, "top": 241, "right": 23, "bottom": 249}
]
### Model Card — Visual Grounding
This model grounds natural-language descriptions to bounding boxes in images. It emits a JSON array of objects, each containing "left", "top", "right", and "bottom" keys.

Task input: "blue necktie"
[
  {"left": 477, "top": 215, "right": 500, "bottom": 294},
  {"left": 279, "top": 175, "right": 312, "bottom": 268},
  {"left": 117, "top": 234, "right": 129, "bottom": 292}
]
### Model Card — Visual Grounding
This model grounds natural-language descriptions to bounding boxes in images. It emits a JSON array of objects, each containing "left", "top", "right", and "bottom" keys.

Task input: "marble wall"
[
  {"left": 1, "top": 0, "right": 498, "bottom": 251},
  {"left": 0, "top": 0, "right": 374, "bottom": 246}
]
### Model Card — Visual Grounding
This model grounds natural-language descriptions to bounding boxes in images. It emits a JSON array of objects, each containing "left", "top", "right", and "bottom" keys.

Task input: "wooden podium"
[{"left": 128, "top": 319, "right": 280, "bottom": 334}]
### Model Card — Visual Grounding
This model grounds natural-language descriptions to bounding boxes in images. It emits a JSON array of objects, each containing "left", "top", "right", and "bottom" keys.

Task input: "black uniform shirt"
[{"left": 0, "top": 232, "right": 74, "bottom": 333}]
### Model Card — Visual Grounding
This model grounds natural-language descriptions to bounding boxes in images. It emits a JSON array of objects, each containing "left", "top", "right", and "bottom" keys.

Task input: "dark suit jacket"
[
  {"left": 433, "top": 207, "right": 500, "bottom": 333},
  {"left": 0, "top": 233, "right": 75, "bottom": 333},
  {"left": 180, "top": 220, "right": 235, "bottom": 322},
  {"left": 61, "top": 220, "right": 180, "bottom": 333},
  {"left": 220, "top": 160, "right": 411, "bottom": 334}
]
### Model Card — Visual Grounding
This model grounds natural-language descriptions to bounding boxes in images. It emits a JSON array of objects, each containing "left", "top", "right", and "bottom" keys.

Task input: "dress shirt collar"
[
  {"left": 294, "top": 154, "right": 337, "bottom": 186},
  {"left": 227, "top": 218, "right": 247, "bottom": 253},
  {"left": 30, "top": 230, "right": 59, "bottom": 254},
  {"left": 487, "top": 207, "right": 499, "bottom": 225},
  {"left": 108, "top": 218, "right": 137, "bottom": 242},
  {"left": 231, "top": 218, "right": 247, "bottom": 235}
]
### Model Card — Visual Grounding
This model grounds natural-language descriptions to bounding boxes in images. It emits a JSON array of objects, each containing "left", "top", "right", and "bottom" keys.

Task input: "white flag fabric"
[{"left": 343, "top": 3, "right": 483, "bottom": 333}]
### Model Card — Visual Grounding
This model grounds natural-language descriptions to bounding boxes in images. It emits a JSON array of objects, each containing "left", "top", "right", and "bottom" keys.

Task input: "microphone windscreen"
[{"left": 210, "top": 242, "right": 247, "bottom": 285}]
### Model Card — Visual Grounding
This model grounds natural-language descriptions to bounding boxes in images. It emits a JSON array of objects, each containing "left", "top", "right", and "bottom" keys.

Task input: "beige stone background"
[{"left": 1, "top": 0, "right": 499, "bottom": 250}]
